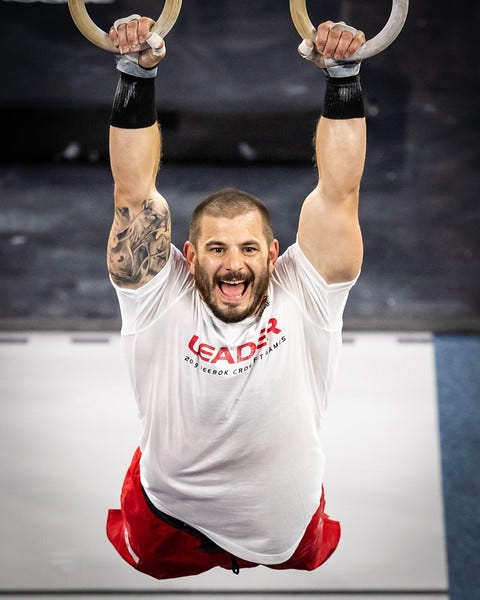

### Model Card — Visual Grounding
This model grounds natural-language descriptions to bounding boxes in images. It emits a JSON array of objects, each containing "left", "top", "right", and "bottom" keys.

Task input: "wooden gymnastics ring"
[
  {"left": 290, "top": 0, "right": 408, "bottom": 62},
  {"left": 68, "top": 0, "right": 182, "bottom": 52}
]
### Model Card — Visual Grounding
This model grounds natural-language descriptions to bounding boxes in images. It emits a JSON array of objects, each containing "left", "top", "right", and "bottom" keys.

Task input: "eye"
[
  {"left": 243, "top": 246, "right": 257, "bottom": 254},
  {"left": 210, "top": 247, "right": 224, "bottom": 254}
]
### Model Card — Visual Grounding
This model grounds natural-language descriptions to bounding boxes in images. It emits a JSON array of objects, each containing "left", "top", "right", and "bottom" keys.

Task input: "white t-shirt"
[{"left": 112, "top": 242, "right": 357, "bottom": 564}]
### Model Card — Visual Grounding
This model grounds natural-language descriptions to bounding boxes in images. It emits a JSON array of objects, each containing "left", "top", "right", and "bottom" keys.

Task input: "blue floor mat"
[{"left": 434, "top": 335, "right": 480, "bottom": 600}]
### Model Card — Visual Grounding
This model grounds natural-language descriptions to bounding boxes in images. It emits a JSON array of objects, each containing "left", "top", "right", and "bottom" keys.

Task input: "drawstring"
[{"left": 231, "top": 555, "right": 240, "bottom": 574}]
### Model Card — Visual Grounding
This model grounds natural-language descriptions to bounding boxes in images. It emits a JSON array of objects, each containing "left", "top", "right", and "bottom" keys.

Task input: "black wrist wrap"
[
  {"left": 110, "top": 73, "right": 157, "bottom": 129},
  {"left": 322, "top": 74, "right": 365, "bottom": 120}
]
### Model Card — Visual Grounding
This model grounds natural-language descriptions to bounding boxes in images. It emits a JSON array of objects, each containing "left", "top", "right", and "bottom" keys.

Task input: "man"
[{"left": 105, "top": 15, "right": 366, "bottom": 580}]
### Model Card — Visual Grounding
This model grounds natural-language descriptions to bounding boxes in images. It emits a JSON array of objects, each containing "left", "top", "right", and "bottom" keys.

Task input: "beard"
[{"left": 193, "top": 259, "right": 271, "bottom": 323}]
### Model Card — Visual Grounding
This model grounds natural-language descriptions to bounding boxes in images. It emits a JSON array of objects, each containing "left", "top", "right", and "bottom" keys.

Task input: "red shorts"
[{"left": 107, "top": 448, "right": 340, "bottom": 580}]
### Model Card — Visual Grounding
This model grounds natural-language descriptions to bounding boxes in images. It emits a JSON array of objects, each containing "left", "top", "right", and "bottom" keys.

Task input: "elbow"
[
  {"left": 316, "top": 163, "right": 364, "bottom": 201},
  {"left": 113, "top": 183, "right": 154, "bottom": 209},
  {"left": 314, "top": 183, "right": 360, "bottom": 210},
  {"left": 113, "top": 187, "right": 138, "bottom": 208}
]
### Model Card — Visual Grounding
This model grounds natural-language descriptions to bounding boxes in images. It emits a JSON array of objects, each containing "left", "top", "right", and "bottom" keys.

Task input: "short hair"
[{"left": 189, "top": 188, "right": 274, "bottom": 246}]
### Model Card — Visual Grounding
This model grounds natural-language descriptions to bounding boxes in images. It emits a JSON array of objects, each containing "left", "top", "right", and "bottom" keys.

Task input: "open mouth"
[{"left": 217, "top": 279, "right": 250, "bottom": 302}]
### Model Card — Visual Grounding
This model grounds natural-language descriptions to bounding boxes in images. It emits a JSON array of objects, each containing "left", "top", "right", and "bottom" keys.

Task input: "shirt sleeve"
[
  {"left": 110, "top": 245, "right": 193, "bottom": 335},
  {"left": 273, "top": 243, "right": 359, "bottom": 331}
]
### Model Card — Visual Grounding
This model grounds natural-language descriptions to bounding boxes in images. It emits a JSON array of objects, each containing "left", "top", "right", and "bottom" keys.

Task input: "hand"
[
  {"left": 299, "top": 21, "right": 366, "bottom": 69},
  {"left": 109, "top": 15, "right": 166, "bottom": 70}
]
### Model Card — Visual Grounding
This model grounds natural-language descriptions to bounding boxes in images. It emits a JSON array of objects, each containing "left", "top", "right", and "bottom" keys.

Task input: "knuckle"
[
  {"left": 356, "top": 30, "right": 366, "bottom": 42},
  {"left": 340, "top": 32, "right": 354, "bottom": 46}
]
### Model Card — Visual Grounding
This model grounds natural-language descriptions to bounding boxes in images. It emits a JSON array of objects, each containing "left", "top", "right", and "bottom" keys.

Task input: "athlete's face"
[{"left": 184, "top": 211, "right": 279, "bottom": 323}]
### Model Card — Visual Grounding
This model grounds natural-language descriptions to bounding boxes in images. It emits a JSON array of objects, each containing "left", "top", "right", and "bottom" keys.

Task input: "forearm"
[
  {"left": 110, "top": 123, "right": 161, "bottom": 204},
  {"left": 315, "top": 74, "right": 366, "bottom": 202},
  {"left": 315, "top": 115, "right": 366, "bottom": 201},
  {"left": 109, "top": 72, "right": 161, "bottom": 205},
  {"left": 299, "top": 107, "right": 365, "bottom": 281}
]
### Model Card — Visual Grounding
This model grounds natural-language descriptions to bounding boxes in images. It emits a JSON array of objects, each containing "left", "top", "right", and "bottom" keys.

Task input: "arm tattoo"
[{"left": 108, "top": 198, "right": 171, "bottom": 287}]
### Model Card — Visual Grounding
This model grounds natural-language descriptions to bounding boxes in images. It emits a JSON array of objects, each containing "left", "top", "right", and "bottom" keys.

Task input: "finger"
[
  {"left": 334, "top": 30, "right": 355, "bottom": 60},
  {"left": 126, "top": 20, "right": 140, "bottom": 51},
  {"left": 315, "top": 21, "right": 334, "bottom": 54},
  {"left": 138, "top": 46, "right": 165, "bottom": 68},
  {"left": 138, "top": 17, "right": 155, "bottom": 45},
  {"left": 298, "top": 39, "right": 315, "bottom": 60},
  {"left": 146, "top": 32, "right": 166, "bottom": 58},
  {"left": 345, "top": 30, "right": 366, "bottom": 58},
  {"left": 108, "top": 26, "right": 119, "bottom": 49},
  {"left": 322, "top": 25, "right": 344, "bottom": 59},
  {"left": 116, "top": 24, "right": 130, "bottom": 53}
]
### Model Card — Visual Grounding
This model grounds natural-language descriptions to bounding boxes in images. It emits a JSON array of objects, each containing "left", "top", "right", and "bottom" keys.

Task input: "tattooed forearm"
[{"left": 107, "top": 198, "right": 171, "bottom": 288}]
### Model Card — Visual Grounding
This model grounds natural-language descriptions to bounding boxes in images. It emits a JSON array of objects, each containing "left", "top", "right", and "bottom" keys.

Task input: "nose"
[{"left": 224, "top": 248, "right": 243, "bottom": 271}]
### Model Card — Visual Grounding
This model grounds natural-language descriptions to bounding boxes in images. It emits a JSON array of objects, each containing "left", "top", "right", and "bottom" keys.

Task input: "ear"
[
  {"left": 268, "top": 239, "right": 280, "bottom": 273},
  {"left": 183, "top": 241, "right": 196, "bottom": 275}
]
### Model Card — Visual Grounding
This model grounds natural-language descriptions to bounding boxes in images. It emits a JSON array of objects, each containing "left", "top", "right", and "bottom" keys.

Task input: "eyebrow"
[
  {"left": 241, "top": 240, "right": 261, "bottom": 246},
  {"left": 204, "top": 240, "right": 261, "bottom": 248},
  {"left": 205, "top": 241, "right": 227, "bottom": 248}
]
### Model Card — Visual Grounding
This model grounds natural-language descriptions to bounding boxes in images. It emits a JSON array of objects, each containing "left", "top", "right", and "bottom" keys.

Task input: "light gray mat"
[{"left": 0, "top": 333, "right": 447, "bottom": 595}]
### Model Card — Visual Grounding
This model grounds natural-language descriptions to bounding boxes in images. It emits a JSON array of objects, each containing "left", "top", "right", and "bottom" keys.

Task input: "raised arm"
[
  {"left": 107, "top": 16, "right": 172, "bottom": 289},
  {"left": 297, "top": 22, "right": 367, "bottom": 284}
]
